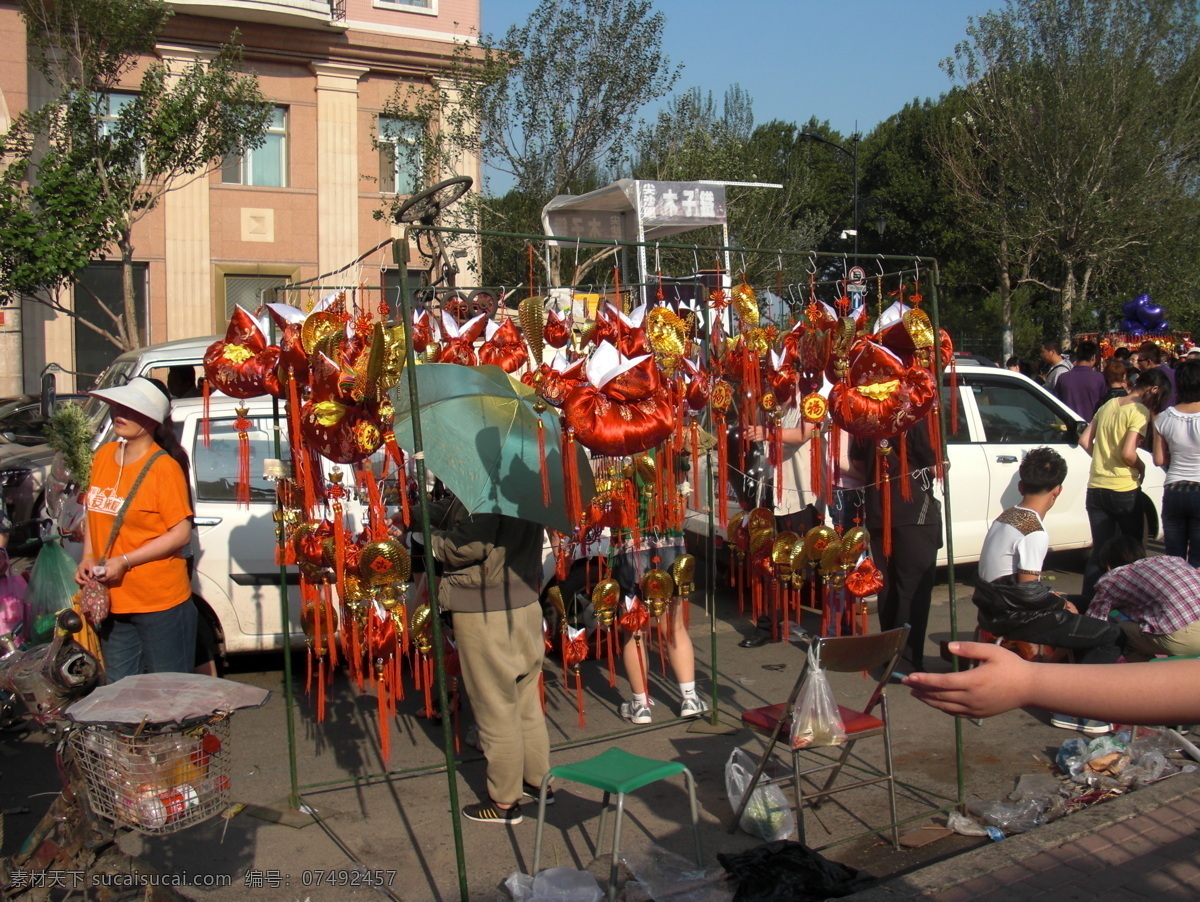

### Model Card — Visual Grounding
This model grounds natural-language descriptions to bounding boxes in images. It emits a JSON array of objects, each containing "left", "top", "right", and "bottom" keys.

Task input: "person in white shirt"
[{"left": 972, "top": 447, "right": 1125, "bottom": 666}]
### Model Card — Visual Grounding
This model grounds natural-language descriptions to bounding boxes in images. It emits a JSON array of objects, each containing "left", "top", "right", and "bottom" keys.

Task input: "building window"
[
  {"left": 378, "top": 116, "right": 423, "bottom": 196},
  {"left": 374, "top": 0, "right": 435, "bottom": 11},
  {"left": 74, "top": 262, "right": 148, "bottom": 383},
  {"left": 96, "top": 92, "right": 136, "bottom": 136},
  {"left": 222, "top": 106, "right": 287, "bottom": 187},
  {"left": 224, "top": 274, "right": 287, "bottom": 319}
]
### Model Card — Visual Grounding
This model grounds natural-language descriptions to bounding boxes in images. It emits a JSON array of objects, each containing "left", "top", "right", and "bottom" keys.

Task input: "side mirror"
[
  {"left": 40, "top": 369, "right": 57, "bottom": 419},
  {"left": 1066, "top": 419, "right": 1087, "bottom": 445}
]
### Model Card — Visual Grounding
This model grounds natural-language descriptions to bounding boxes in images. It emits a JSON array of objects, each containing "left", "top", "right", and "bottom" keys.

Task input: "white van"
[{"left": 43, "top": 338, "right": 338, "bottom": 660}]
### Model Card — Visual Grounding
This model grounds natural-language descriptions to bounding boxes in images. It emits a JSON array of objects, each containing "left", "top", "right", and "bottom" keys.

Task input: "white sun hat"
[{"left": 89, "top": 376, "right": 171, "bottom": 424}]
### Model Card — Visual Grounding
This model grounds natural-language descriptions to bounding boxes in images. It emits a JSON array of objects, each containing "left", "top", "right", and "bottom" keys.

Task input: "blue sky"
[{"left": 482, "top": 0, "right": 1002, "bottom": 140}]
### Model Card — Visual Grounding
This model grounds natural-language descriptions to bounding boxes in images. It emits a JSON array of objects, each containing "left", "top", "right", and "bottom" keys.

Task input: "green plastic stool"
[{"left": 531, "top": 747, "right": 704, "bottom": 902}]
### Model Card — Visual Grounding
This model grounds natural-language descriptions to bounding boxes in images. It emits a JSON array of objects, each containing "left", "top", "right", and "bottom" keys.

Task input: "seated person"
[
  {"left": 1086, "top": 536, "right": 1200, "bottom": 660},
  {"left": 973, "top": 446, "right": 1126, "bottom": 665}
]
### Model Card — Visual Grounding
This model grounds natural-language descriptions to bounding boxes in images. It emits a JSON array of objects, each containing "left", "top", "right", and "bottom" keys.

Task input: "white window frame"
[
  {"left": 96, "top": 91, "right": 145, "bottom": 176},
  {"left": 222, "top": 106, "right": 288, "bottom": 187},
  {"left": 378, "top": 115, "right": 424, "bottom": 196},
  {"left": 373, "top": 0, "right": 436, "bottom": 15}
]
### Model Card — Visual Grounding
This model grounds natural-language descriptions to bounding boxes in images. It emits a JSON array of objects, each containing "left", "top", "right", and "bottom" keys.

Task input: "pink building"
[{"left": 0, "top": 0, "right": 481, "bottom": 393}]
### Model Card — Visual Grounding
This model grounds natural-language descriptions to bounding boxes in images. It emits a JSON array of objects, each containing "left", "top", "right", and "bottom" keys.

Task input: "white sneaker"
[
  {"left": 1050, "top": 713, "right": 1112, "bottom": 735},
  {"left": 619, "top": 700, "right": 652, "bottom": 724},
  {"left": 679, "top": 695, "right": 709, "bottom": 718}
]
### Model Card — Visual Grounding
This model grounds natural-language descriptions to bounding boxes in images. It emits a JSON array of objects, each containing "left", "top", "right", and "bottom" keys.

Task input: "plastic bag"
[
  {"left": 725, "top": 748, "right": 795, "bottom": 842},
  {"left": 25, "top": 541, "right": 79, "bottom": 644},
  {"left": 967, "top": 798, "right": 1047, "bottom": 834},
  {"left": 789, "top": 646, "right": 846, "bottom": 749}
]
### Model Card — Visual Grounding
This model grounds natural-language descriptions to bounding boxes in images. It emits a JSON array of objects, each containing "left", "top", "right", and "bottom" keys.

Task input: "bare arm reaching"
[{"left": 903, "top": 641, "right": 1200, "bottom": 725}]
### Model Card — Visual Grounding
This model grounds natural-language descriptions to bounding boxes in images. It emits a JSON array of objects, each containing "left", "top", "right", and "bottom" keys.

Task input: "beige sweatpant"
[
  {"left": 453, "top": 602, "right": 550, "bottom": 807},
  {"left": 1119, "top": 618, "right": 1200, "bottom": 661}
]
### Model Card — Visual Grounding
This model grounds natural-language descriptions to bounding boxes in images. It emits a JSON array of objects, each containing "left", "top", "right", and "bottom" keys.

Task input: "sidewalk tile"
[
  {"left": 1071, "top": 833, "right": 1114, "bottom": 856},
  {"left": 923, "top": 886, "right": 974, "bottom": 902},
  {"left": 949, "top": 873, "right": 1007, "bottom": 895},
  {"left": 1164, "top": 859, "right": 1200, "bottom": 883}
]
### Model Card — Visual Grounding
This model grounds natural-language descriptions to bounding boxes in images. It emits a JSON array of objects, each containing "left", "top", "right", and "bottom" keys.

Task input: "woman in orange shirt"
[{"left": 73, "top": 377, "right": 195, "bottom": 682}]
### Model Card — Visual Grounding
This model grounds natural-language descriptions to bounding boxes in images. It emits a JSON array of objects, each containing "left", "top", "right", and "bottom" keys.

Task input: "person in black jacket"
[{"left": 852, "top": 422, "right": 942, "bottom": 675}]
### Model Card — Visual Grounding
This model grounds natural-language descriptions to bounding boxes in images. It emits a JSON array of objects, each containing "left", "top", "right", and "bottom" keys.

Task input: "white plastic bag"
[
  {"left": 789, "top": 645, "right": 847, "bottom": 749},
  {"left": 724, "top": 747, "right": 795, "bottom": 842}
]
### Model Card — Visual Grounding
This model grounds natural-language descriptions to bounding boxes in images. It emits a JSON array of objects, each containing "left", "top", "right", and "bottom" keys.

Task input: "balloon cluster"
[{"left": 1119, "top": 294, "right": 1170, "bottom": 335}]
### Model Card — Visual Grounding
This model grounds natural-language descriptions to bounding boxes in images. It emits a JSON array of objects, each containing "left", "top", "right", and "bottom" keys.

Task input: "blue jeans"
[
  {"left": 1082, "top": 487, "right": 1143, "bottom": 599},
  {"left": 1163, "top": 486, "right": 1200, "bottom": 567},
  {"left": 100, "top": 600, "right": 198, "bottom": 683}
]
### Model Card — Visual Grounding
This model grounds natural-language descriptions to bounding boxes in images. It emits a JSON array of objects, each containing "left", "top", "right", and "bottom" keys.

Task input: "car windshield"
[{"left": 79, "top": 357, "right": 137, "bottom": 426}]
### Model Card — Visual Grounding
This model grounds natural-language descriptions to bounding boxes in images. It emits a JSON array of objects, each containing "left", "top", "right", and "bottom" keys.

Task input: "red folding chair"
[{"left": 730, "top": 626, "right": 910, "bottom": 849}]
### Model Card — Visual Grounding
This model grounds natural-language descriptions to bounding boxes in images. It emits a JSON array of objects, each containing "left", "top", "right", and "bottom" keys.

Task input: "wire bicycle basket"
[{"left": 69, "top": 715, "right": 233, "bottom": 835}]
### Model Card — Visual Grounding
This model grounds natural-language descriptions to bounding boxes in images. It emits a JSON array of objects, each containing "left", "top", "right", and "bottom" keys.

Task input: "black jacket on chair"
[{"left": 972, "top": 574, "right": 1069, "bottom": 635}]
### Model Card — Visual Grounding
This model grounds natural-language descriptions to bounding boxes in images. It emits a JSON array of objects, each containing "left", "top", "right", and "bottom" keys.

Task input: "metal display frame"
[{"left": 258, "top": 224, "right": 965, "bottom": 901}]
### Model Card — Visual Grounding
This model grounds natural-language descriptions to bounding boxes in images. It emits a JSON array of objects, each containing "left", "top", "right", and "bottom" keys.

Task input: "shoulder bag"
[{"left": 80, "top": 450, "right": 166, "bottom": 625}]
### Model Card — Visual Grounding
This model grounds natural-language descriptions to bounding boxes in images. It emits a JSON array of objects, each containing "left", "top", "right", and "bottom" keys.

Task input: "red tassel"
[
  {"left": 690, "top": 423, "right": 702, "bottom": 510},
  {"left": 899, "top": 434, "right": 913, "bottom": 502},
  {"left": 377, "top": 663, "right": 391, "bottom": 763},
  {"left": 606, "top": 628, "right": 617, "bottom": 687},
  {"left": 810, "top": 427, "right": 824, "bottom": 504},
  {"left": 235, "top": 408, "right": 251, "bottom": 508},
  {"left": 317, "top": 656, "right": 326, "bottom": 722},
  {"left": 715, "top": 415, "right": 729, "bottom": 529},
  {"left": 880, "top": 448, "right": 894, "bottom": 558}
]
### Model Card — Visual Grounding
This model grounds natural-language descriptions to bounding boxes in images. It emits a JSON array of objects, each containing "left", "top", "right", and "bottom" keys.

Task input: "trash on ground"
[
  {"left": 505, "top": 867, "right": 603, "bottom": 902},
  {"left": 951, "top": 728, "right": 1197, "bottom": 838},
  {"left": 620, "top": 844, "right": 732, "bottom": 901}
]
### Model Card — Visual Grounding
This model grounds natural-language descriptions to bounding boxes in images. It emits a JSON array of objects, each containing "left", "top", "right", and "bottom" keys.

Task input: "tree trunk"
[
  {"left": 119, "top": 228, "right": 141, "bottom": 349},
  {"left": 999, "top": 235, "right": 1013, "bottom": 361},
  {"left": 1061, "top": 266, "right": 1075, "bottom": 349}
]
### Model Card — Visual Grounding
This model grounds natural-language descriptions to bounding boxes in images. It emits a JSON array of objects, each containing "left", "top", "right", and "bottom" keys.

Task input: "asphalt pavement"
[{"left": 2, "top": 548, "right": 1197, "bottom": 901}]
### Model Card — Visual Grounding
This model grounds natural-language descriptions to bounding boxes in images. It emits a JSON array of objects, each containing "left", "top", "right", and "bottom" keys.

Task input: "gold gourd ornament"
[
  {"left": 772, "top": 531, "right": 801, "bottom": 581},
  {"left": 410, "top": 603, "right": 433, "bottom": 654},
  {"left": 301, "top": 310, "right": 343, "bottom": 356},
  {"left": 640, "top": 569, "right": 675, "bottom": 618},
  {"left": 519, "top": 296, "right": 546, "bottom": 363},
  {"left": 670, "top": 554, "right": 696, "bottom": 599},
  {"left": 647, "top": 306, "right": 687, "bottom": 375},
  {"left": 804, "top": 524, "right": 839, "bottom": 565},
  {"left": 839, "top": 526, "right": 869, "bottom": 565},
  {"left": 359, "top": 539, "right": 412, "bottom": 589},
  {"left": 732, "top": 275, "right": 760, "bottom": 328},
  {"left": 747, "top": 507, "right": 776, "bottom": 538},
  {"left": 546, "top": 585, "right": 567, "bottom": 620},
  {"left": 591, "top": 578, "right": 621, "bottom": 629},
  {"left": 788, "top": 538, "right": 809, "bottom": 589}
]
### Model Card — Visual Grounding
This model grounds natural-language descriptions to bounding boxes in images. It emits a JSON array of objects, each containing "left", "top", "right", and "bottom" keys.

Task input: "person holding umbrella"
[{"left": 430, "top": 500, "right": 550, "bottom": 825}]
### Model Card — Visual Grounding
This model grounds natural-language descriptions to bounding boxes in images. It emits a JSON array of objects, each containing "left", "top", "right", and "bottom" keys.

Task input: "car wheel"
[{"left": 193, "top": 598, "right": 226, "bottom": 676}]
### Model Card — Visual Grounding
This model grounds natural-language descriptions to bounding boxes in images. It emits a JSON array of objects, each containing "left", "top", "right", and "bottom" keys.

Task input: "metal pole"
[
  {"left": 392, "top": 236, "right": 471, "bottom": 902},
  {"left": 852, "top": 134, "right": 860, "bottom": 258},
  {"left": 928, "top": 262, "right": 965, "bottom": 812}
]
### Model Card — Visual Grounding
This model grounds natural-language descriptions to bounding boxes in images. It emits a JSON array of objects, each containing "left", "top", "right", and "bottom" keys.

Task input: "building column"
[
  {"left": 159, "top": 45, "right": 214, "bottom": 341},
  {"left": 311, "top": 62, "right": 369, "bottom": 275}
]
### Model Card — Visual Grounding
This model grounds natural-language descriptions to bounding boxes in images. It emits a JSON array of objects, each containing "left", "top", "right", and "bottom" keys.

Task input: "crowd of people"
[{"left": 919, "top": 338, "right": 1200, "bottom": 734}]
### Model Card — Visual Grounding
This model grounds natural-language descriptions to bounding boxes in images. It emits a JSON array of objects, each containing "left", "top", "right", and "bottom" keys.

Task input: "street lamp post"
[{"left": 800, "top": 130, "right": 860, "bottom": 256}]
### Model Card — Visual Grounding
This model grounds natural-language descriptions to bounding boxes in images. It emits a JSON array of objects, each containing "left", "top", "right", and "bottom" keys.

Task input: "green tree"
[
  {"left": 937, "top": 0, "right": 1200, "bottom": 347},
  {"left": 379, "top": 0, "right": 680, "bottom": 287},
  {"left": 0, "top": 0, "right": 272, "bottom": 350}
]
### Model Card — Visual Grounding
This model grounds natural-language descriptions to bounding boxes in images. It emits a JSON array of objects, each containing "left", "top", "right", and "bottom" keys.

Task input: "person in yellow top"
[
  {"left": 1078, "top": 366, "right": 1170, "bottom": 599},
  {"left": 73, "top": 377, "right": 195, "bottom": 682}
]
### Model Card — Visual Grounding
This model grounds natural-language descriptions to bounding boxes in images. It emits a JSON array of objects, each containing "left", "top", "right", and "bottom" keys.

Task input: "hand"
[
  {"left": 744, "top": 425, "right": 769, "bottom": 442},
  {"left": 74, "top": 555, "right": 97, "bottom": 586},
  {"left": 901, "top": 642, "right": 1035, "bottom": 718},
  {"left": 1063, "top": 600, "right": 1079, "bottom": 614},
  {"left": 95, "top": 554, "right": 131, "bottom": 585}
]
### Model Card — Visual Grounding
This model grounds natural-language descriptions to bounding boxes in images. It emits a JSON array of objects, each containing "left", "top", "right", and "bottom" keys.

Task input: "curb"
[{"left": 842, "top": 769, "right": 1200, "bottom": 900}]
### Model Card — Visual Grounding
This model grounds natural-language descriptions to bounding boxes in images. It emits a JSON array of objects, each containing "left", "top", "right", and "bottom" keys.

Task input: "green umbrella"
[{"left": 391, "top": 363, "right": 594, "bottom": 534}]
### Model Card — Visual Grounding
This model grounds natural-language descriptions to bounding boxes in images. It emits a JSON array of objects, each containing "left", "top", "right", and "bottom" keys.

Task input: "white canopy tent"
[{"left": 542, "top": 179, "right": 732, "bottom": 306}]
